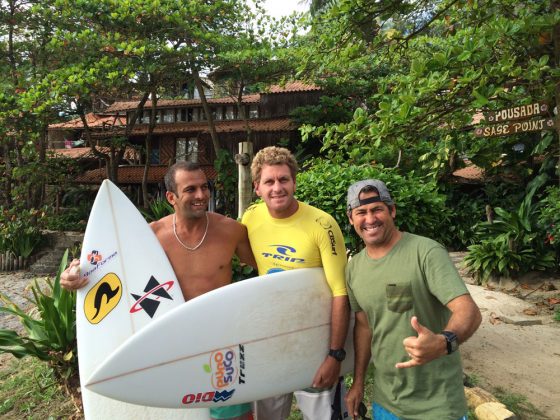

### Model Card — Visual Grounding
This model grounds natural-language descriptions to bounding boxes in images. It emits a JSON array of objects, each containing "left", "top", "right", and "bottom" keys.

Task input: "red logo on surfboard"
[
  {"left": 181, "top": 389, "right": 235, "bottom": 405},
  {"left": 129, "top": 276, "right": 175, "bottom": 318}
]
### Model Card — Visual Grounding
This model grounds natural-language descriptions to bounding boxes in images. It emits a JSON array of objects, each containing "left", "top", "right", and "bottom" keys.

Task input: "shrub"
[
  {"left": 296, "top": 161, "right": 451, "bottom": 254},
  {"left": 0, "top": 207, "right": 44, "bottom": 258},
  {"left": 464, "top": 175, "right": 556, "bottom": 282},
  {"left": 140, "top": 197, "right": 174, "bottom": 223},
  {"left": 537, "top": 185, "right": 560, "bottom": 260},
  {"left": 0, "top": 250, "right": 77, "bottom": 389}
]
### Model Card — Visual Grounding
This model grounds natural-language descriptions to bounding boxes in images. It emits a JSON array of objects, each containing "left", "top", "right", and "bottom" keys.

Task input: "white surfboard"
[
  {"left": 77, "top": 179, "right": 210, "bottom": 419},
  {"left": 85, "top": 267, "right": 354, "bottom": 409}
]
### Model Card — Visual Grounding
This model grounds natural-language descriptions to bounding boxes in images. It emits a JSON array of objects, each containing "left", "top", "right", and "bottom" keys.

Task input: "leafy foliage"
[
  {"left": 0, "top": 250, "right": 77, "bottom": 385},
  {"left": 140, "top": 197, "right": 174, "bottom": 223},
  {"left": 464, "top": 176, "right": 556, "bottom": 282},
  {"left": 214, "top": 149, "right": 238, "bottom": 217},
  {"left": 537, "top": 185, "right": 560, "bottom": 254},
  {"left": 295, "top": 161, "right": 450, "bottom": 254},
  {"left": 0, "top": 207, "right": 44, "bottom": 258}
]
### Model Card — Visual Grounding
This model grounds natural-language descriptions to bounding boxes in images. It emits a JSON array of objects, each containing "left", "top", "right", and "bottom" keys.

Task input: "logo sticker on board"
[
  {"left": 129, "top": 276, "right": 175, "bottom": 318},
  {"left": 87, "top": 250, "right": 103, "bottom": 265},
  {"left": 84, "top": 273, "right": 122, "bottom": 324}
]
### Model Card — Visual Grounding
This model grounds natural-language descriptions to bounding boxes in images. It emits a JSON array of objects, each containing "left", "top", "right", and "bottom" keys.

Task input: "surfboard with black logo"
[
  {"left": 77, "top": 179, "right": 210, "bottom": 419},
  {"left": 84, "top": 267, "right": 355, "bottom": 409}
]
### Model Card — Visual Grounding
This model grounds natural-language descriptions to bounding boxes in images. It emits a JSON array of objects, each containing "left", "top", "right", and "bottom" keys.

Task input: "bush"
[
  {"left": 0, "top": 250, "right": 77, "bottom": 388},
  {"left": 140, "top": 197, "right": 174, "bottom": 223},
  {"left": 0, "top": 207, "right": 44, "bottom": 258},
  {"left": 296, "top": 161, "right": 451, "bottom": 254},
  {"left": 537, "top": 185, "right": 560, "bottom": 259},
  {"left": 464, "top": 175, "right": 556, "bottom": 282}
]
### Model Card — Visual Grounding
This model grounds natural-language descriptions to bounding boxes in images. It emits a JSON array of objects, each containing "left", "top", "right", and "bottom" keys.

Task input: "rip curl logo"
[
  {"left": 315, "top": 216, "right": 332, "bottom": 230},
  {"left": 261, "top": 244, "right": 305, "bottom": 263},
  {"left": 316, "top": 217, "right": 338, "bottom": 256},
  {"left": 181, "top": 389, "right": 235, "bottom": 405},
  {"left": 88, "top": 250, "right": 102, "bottom": 265}
]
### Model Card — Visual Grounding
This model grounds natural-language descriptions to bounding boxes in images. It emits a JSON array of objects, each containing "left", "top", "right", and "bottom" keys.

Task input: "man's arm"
[
  {"left": 396, "top": 293, "right": 481, "bottom": 368},
  {"left": 311, "top": 295, "right": 350, "bottom": 388},
  {"left": 345, "top": 311, "right": 371, "bottom": 419},
  {"left": 235, "top": 224, "right": 257, "bottom": 269}
]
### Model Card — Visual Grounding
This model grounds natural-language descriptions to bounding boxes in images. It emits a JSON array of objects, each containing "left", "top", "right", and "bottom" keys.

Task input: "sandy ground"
[
  {"left": 1, "top": 265, "right": 560, "bottom": 418},
  {"left": 461, "top": 279, "right": 560, "bottom": 419}
]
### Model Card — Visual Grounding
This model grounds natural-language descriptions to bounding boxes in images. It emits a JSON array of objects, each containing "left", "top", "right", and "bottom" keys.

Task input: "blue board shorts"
[
  {"left": 373, "top": 402, "right": 467, "bottom": 420},
  {"left": 210, "top": 403, "right": 252, "bottom": 419}
]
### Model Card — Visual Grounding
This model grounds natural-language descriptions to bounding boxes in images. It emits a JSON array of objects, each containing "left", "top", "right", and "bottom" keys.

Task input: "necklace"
[{"left": 172, "top": 212, "right": 209, "bottom": 251}]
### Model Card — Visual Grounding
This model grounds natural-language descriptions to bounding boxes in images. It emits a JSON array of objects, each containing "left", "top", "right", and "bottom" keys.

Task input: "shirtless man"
[{"left": 61, "top": 161, "right": 256, "bottom": 420}]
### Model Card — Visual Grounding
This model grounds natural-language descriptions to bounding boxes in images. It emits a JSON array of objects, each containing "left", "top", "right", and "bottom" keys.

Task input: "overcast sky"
[{"left": 262, "top": 0, "right": 308, "bottom": 17}]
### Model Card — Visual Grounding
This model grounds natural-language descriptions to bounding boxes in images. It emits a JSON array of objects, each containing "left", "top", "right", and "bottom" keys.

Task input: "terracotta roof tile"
[
  {"left": 48, "top": 147, "right": 139, "bottom": 160},
  {"left": 106, "top": 95, "right": 261, "bottom": 113},
  {"left": 49, "top": 113, "right": 125, "bottom": 129},
  {"left": 127, "top": 118, "right": 295, "bottom": 136},
  {"left": 265, "top": 82, "right": 320, "bottom": 93},
  {"left": 75, "top": 165, "right": 216, "bottom": 184},
  {"left": 452, "top": 164, "right": 484, "bottom": 180}
]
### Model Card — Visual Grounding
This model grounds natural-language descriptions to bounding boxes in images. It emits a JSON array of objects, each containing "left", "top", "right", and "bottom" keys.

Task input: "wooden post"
[{"left": 236, "top": 141, "right": 253, "bottom": 220}]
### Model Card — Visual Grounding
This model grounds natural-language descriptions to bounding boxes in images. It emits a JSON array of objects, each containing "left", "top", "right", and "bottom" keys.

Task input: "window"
[
  {"left": 176, "top": 138, "right": 198, "bottom": 162},
  {"left": 248, "top": 104, "right": 259, "bottom": 118},
  {"left": 225, "top": 105, "right": 235, "bottom": 119},
  {"left": 214, "top": 107, "right": 223, "bottom": 120},
  {"left": 179, "top": 109, "right": 187, "bottom": 122},
  {"left": 163, "top": 109, "right": 175, "bottom": 123},
  {"left": 150, "top": 138, "right": 160, "bottom": 164}
]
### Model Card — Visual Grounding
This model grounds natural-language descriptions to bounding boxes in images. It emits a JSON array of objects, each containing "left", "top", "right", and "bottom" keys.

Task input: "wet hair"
[
  {"left": 251, "top": 146, "right": 298, "bottom": 184},
  {"left": 164, "top": 161, "right": 204, "bottom": 194}
]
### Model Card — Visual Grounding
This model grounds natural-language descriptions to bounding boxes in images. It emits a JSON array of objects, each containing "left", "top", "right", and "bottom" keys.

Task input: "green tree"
[{"left": 295, "top": 0, "right": 558, "bottom": 184}]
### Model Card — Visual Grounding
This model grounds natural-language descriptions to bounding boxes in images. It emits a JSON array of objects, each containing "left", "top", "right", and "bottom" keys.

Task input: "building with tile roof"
[{"left": 47, "top": 82, "right": 321, "bottom": 186}]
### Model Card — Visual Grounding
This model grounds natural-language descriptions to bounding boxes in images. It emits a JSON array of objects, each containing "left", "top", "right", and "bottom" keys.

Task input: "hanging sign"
[
  {"left": 474, "top": 118, "right": 555, "bottom": 138},
  {"left": 483, "top": 102, "right": 549, "bottom": 123}
]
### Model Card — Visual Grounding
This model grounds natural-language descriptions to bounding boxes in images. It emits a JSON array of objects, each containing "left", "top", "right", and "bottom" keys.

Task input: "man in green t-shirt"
[{"left": 344, "top": 179, "right": 481, "bottom": 420}]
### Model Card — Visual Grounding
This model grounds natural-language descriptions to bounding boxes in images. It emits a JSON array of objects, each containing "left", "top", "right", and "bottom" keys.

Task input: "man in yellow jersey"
[{"left": 241, "top": 146, "right": 350, "bottom": 420}]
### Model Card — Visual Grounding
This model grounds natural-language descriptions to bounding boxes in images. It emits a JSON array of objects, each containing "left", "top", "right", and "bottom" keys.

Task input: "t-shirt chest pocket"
[{"left": 385, "top": 283, "right": 413, "bottom": 313}]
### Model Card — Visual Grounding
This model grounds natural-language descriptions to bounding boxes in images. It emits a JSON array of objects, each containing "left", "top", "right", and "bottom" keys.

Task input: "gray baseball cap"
[{"left": 346, "top": 179, "right": 394, "bottom": 211}]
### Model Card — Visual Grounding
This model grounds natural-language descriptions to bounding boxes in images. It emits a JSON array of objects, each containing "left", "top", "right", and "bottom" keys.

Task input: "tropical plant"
[
  {"left": 0, "top": 207, "right": 44, "bottom": 258},
  {"left": 537, "top": 185, "right": 560, "bottom": 258},
  {"left": 231, "top": 254, "right": 257, "bottom": 283},
  {"left": 140, "top": 197, "right": 174, "bottom": 223},
  {"left": 0, "top": 250, "right": 78, "bottom": 391},
  {"left": 214, "top": 149, "right": 238, "bottom": 217},
  {"left": 464, "top": 175, "right": 556, "bottom": 282}
]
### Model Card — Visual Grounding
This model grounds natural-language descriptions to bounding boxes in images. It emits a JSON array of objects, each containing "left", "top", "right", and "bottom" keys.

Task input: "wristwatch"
[
  {"left": 442, "top": 331, "right": 459, "bottom": 354},
  {"left": 328, "top": 348, "right": 346, "bottom": 362}
]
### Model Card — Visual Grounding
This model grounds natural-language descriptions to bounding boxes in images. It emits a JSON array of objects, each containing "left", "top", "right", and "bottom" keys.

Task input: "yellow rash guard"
[{"left": 241, "top": 201, "right": 347, "bottom": 297}]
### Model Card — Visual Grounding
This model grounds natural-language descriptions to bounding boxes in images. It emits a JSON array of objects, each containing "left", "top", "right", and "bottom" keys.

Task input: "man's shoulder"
[
  {"left": 151, "top": 214, "right": 172, "bottom": 232},
  {"left": 241, "top": 202, "right": 265, "bottom": 223},
  {"left": 299, "top": 202, "right": 339, "bottom": 225},
  {"left": 402, "top": 232, "right": 445, "bottom": 250},
  {"left": 210, "top": 212, "right": 243, "bottom": 230}
]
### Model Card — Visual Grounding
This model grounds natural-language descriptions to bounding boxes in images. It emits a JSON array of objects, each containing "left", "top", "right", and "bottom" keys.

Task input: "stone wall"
[{"left": 29, "top": 230, "right": 84, "bottom": 275}]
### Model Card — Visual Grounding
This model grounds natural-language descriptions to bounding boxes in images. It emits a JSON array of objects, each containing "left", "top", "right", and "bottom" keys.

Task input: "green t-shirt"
[{"left": 346, "top": 232, "right": 469, "bottom": 420}]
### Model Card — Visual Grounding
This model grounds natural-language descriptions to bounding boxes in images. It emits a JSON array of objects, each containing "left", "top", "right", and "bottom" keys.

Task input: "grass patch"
[
  {"left": 492, "top": 387, "right": 547, "bottom": 420},
  {"left": 0, "top": 356, "right": 79, "bottom": 419}
]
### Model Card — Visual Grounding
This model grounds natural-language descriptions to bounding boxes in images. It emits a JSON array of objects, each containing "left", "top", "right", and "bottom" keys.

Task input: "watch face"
[
  {"left": 443, "top": 331, "right": 458, "bottom": 354},
  {"left": 329, "top": 349, "right": 346, "bottom": 361}
]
